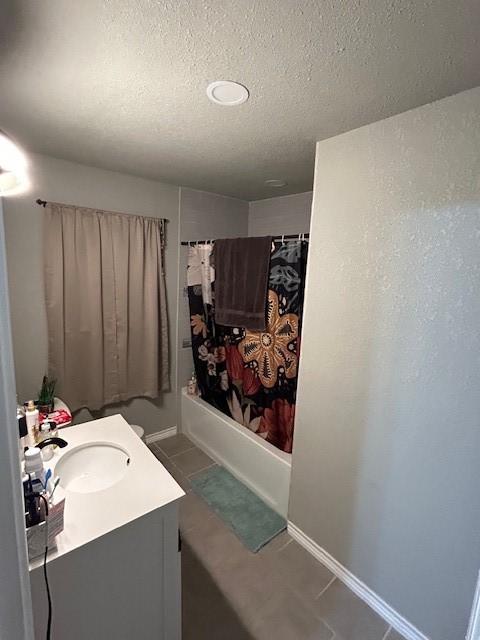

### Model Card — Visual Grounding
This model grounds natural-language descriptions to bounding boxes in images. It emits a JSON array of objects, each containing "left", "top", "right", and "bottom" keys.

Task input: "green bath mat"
[{"left": 190, "top": 465, "right": 286, "bottom": 552}]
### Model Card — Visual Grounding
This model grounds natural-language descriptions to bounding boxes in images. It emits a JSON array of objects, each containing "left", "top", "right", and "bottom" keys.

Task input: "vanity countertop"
[{"left": 29, "top": 414, "right": 185, "bottom": 570}]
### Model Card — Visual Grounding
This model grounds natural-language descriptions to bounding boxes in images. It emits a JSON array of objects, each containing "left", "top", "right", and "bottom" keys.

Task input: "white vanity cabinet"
[{"left": 29, "top": 415, "right": 184, "bottom": 640}]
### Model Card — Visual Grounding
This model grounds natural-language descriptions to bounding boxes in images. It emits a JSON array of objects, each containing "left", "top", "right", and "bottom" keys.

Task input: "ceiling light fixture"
[
  {"left": 0, "top": 131, "right": 29, "bottom": 196},
  {"left": 264, "top": 179, "right": 287, "bottom": 188},
  {"left": 206, "top": 80, "right": 249, "bottom": 106}
]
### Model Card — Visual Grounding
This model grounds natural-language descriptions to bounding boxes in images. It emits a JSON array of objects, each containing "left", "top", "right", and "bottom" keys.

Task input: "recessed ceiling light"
[
  {"left": 206, "top": 81, "right": 249, "bottom": 106},
  {"left": 264, "top": 179, "right": 287, "bottom": 188}
]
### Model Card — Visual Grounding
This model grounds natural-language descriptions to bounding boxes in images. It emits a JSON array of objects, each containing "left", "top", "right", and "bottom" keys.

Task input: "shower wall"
[
  {"left": 177, "top": 187, "right": 313, "bottom": 396},
  {"left": 248, "top": 191, "right": 312, "bottom": 236},
  {"left": 176, "top": 188, "right": 313, "bottom": 422},
  {"left": 176, "top": 187, "right": 249, "bottom": 398}
]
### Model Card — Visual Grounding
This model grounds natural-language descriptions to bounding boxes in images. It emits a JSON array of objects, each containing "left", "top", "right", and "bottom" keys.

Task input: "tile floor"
[{"left": 149, "top": 434, "right": 402, "bottom": 640}]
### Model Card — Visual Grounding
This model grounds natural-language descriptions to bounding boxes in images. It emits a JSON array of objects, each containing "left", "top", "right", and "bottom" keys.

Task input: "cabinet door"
[{"left": 30, "top": 502, "right": 182, "bottom": 639}]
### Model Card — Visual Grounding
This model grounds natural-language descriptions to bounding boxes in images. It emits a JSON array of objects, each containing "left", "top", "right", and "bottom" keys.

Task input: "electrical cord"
[{"left": 38, "top": 494, "right": 52, "bottom": 640}]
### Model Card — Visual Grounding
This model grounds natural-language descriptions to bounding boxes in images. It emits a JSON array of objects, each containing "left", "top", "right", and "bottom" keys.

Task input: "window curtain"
[{"left": 44, "top": 203, "right": 169, "bottom": 411}]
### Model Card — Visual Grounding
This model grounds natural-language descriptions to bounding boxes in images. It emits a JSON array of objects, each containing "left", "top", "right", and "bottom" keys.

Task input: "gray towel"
[{"left": 213, "top": 236, "right": 272, "bottom": 330}]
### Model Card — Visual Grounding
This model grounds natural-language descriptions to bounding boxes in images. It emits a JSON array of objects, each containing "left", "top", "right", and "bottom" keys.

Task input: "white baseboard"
[
  {"left": 145, "top": 426, "right": 177, "bottom": 444},
  {"left": 287, "top": 521, "right": 429, "bottom": 640}
]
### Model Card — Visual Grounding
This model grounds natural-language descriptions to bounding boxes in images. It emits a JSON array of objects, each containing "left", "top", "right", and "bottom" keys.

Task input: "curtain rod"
[
  {"left": 181, "top": 233, "right": 309, "bottom": 246},
  {"left": 35, "top": 199, "right": 169, "bottom": 222}
]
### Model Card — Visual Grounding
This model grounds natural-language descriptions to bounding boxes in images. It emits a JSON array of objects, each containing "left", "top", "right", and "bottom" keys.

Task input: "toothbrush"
[
  {"left": 44, "top": 468, "right": 52, "bottom": 489},
  {"left": 49, "top": 477, "right": 60, "bottom": 502}
]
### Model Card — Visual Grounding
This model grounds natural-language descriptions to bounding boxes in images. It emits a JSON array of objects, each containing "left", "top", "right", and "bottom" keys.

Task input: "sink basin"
[{"left": 55, "top": 442, "right": 130, "bottom": 494}]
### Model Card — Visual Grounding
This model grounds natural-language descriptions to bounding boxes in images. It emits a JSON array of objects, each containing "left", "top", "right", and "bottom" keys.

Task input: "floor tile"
[
  {"left": 313, "top": 579, "right": 389, "bottom": 640},
  {"left": 184, "top": 517, "right": 330, "bottom": 640},
  {"left": 252, "top": 587, "right": 334, "bottom": 640},
  {"left": 183, "top": 511, "right": 249, "bottom": 572},
  {"left": 179, "top": 492, "right": 214, "bottom": 533},
  {"left": 270, "top": 539, "right": 334, "bottom": 601},
  {"left": 150, "top": 444, "right": 192, "bottom": 491},
  {"left": 177, "top": 441, "right": 390, "bottom": 640},
  {"left": 258, "top": 530, "right": 292, "bottom": 556},
  {"left": 171, "top": 447, "right": 215, "bottom": 475},
  {"left": 149, "top": 443, "right": 170, "bottom": 465},
  {"left": 213, "top": 542, "right": 284, "bottom": 615},
  {"left": 157, "top": 433, "right": 195, "bottom": 457},
  {"left": 182, "top": 541, "right": 254, "bottom": 640},
  {"left": 384, "top": 628, "right": 405, "bottom": 640},
  {"left": 166, "top": 461, "right": 191, "bottom": 492}
]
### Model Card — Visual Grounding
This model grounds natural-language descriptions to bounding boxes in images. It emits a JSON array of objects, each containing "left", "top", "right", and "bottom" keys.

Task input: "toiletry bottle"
[
  {"left": 38, "top": 421, "right": 54, "bottom": 461},
  {"left": 25, "top": 400, "right": 39, "bottom": 446},
  {"left": 24, "top": 447, "right": 46, "bottom": 487},
  {"left": 187, "top": 372, "right": 197, "bottom": 395},
  {"left": 17, "top": 403, "right": 28, "bottom": 461}
]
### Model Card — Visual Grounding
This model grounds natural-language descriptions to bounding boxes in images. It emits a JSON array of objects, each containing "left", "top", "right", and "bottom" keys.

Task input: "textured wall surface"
[
  {"left": 3, "top": 154, "right": 180, "bottom": 435},
  {"left": 1, "top": 1, "right": 479, "bottom": 199},
  {"left": 248, "top": 191, "right": 312, "bottom": 237},
  {"left": 290, "top": 87, "right": 480, "bottom": 639}
]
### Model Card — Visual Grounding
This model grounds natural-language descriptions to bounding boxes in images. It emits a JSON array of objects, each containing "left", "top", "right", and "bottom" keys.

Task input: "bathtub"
[{"left": 181, "top": 388, "right": 291, "bottom": 517}]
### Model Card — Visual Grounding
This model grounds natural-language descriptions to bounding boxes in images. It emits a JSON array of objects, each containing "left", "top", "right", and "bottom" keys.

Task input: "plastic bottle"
[
  {"left": 38, "top": 420, "right": 54, "bottom": 461},
  {"left": 17, "top": 401, "right": 28, "bottom": 462},
  {"left": 187, "top": 372, "right": 198, "bottom": 395},
  {"left": 25, "top": 400, "right": 39, "bottom": 447},
  {"left": 24, "top": 447, "right": 46, "bottom": 486}
]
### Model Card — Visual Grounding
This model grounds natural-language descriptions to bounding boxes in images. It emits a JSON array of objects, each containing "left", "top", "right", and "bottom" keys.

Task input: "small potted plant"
[{"left": 37, "top": 375, "right": 56, "bottom": 415}]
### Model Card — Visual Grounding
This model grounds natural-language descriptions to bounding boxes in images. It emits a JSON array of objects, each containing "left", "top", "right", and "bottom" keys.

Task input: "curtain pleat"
[{"left": 44, "top": 203, "right": 169, "bottom": 411}]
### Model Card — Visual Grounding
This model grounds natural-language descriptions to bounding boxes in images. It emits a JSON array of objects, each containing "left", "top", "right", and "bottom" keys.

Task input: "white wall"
[
  {"left": 176, "top": 187, "right": 249, "bottom": 397},
  {"left": 248, "top": 191, "right": 312, "bottom": 237},
  {"left": 0, "top": 198, "right": 34, "bottom": 639},
  {"left": 290, "top": 87, "right": 480, "bottom": 640},
  {"left": 3, "top": 154, "right": 179, "bottom": 436}
]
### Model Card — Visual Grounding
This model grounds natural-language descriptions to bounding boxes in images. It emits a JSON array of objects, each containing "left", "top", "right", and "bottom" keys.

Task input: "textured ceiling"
[{"left": 1, "top": 1, "right": 479, "bottom": 200}]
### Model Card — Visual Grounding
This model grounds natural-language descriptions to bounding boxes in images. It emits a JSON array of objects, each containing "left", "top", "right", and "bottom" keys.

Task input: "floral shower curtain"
[{"left": 187, "top": 239, "right": 308, "bottom": 454}]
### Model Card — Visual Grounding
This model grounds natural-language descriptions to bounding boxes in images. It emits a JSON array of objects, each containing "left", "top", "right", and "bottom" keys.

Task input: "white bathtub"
[{"left": 181, "top": 388, "right": 291, "bottom": 517}]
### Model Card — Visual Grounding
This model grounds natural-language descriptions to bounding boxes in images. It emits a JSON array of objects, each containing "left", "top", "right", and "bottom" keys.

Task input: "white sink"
[{"left": 55, "top": 442, "right": 130, "bottom": 494}]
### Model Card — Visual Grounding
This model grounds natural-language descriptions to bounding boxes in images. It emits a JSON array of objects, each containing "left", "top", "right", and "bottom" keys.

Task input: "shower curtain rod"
[
  {"left": 35, "top": 199, "right": 169, "bottom": 222},
  {"left": 181, "top": 233, "right": 309, "bottom": 246}
]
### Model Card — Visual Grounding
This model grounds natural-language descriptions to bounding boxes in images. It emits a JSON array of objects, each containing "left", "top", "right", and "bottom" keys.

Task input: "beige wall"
[
  {"left": 3, "top": 154, "right": 180, "bottom": 435},
  {"left": 248, "top": 191, "right": 312, "bottom": 237},
  {"left": 3, "top": 156, "right": 252, "bottom": 436},
  {"left": 290, "top": 87, "right": 480, "bottom": 640},
  {"left": 176, "top": 187, "right": 249, "bottom": 404}
]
